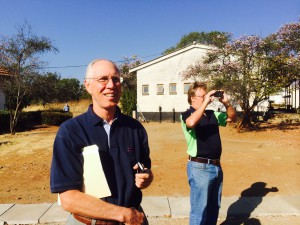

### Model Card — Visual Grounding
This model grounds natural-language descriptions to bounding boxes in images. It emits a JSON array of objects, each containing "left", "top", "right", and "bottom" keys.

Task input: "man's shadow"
[{"left": 220, "top": 182, "right": 278, "bottom": 225}]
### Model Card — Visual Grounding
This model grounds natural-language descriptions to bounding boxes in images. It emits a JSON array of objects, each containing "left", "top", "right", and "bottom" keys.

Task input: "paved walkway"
[{"left": 1, "top": 196, "right": 300, "bottom": 224}]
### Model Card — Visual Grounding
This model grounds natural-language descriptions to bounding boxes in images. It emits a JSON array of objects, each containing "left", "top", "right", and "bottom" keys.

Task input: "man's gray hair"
[{"left": 84, "top": 59, "right": 120, "bottom": 83}]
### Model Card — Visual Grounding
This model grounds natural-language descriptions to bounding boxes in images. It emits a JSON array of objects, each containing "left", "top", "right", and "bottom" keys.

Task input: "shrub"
[
  {"left": 0, "top": 111, "right": 10, "bottom": 133},
  {"left": 120, "top": 89, "right": 136, "bottom": 116},
  {"left": 0, "top": 110, "right": 73, "bottom": 134},
  {"left": 18, "top": 111, "right": 43, "bottom": 127},
  {"left": 41, "top": 111, "right": 73, "bottom": 126}
]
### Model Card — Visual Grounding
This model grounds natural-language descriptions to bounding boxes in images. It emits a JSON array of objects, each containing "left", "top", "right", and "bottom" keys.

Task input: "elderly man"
[{"left": 51, "top": 59, "right": 153, "bottom": 225}]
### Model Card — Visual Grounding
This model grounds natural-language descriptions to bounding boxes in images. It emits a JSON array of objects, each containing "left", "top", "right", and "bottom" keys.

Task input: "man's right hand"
[
  {"left": 204, "top": 90, "right": 216, "bottom": 105},
  {"left": 123, "top": 207, "right": 144, "bottom": 225},
  {"left": 59, "top": 190, "right": 144, "bottom": 225}
]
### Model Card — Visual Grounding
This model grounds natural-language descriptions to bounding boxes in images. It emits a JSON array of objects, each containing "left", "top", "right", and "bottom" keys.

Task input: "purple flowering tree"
[{"left": 181, "top": 20, "right": 300, "bottom": 131}]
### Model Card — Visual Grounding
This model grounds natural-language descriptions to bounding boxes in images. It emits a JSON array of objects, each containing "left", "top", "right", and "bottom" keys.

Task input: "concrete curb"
[{"left": 0, "top": 196, "right": 299, "bottom": 225}]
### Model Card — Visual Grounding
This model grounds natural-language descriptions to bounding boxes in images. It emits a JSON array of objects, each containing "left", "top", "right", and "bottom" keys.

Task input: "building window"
[
  {"left": 157, "top": 84, "right": 164, "bottom": 95},
  {"left": 184, "top": 83, "right": 191, "bottom": 94},
  {"left": 169, "top": 83, "right": 177, "bottom": 95},
  {"left": 142, "top": 85, "right": 149, "bottom": 95}
]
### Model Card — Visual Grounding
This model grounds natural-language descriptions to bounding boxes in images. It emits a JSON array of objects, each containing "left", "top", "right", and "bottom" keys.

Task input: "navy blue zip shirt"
[{"left": 50, "top": 105, "right": 151, "bottom": 208}]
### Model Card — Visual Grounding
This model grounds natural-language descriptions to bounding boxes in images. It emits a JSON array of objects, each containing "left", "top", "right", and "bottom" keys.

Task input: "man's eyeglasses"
[
  {"left": 86, "top": 76, "right": 121, "bottom": 85},
  {"left": 194, "top": 95, "right": 205, "bottom": 99}
]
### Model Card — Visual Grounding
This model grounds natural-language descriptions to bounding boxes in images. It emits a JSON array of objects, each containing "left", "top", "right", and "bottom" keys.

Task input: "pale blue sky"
[{"left": 1, "top": 0, "right": 299, "bottom": 81}]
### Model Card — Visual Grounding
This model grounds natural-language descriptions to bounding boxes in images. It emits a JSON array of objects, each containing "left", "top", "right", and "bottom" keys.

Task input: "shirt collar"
[
  {"left": 189, "top": 105, "right": 196, "bottom": 113},
  {"left": 87, "top": 104, "right": 121, "bottom": 126}
]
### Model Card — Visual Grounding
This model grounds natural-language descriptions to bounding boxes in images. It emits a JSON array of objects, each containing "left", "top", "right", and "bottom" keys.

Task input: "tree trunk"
[
  {"left": 236, "top": 109, "right": 254, "bottom": 132},
  {"left": 9, "top": 106, "right": 21, "bottom": 135},
  {"left": 9, "top": 115, "right": 17, "bottom": 135}
]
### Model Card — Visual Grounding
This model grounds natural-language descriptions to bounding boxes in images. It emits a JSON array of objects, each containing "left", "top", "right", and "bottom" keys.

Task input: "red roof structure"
[{"left": 0, "top": 66, "right": 12, "bottom": 76}]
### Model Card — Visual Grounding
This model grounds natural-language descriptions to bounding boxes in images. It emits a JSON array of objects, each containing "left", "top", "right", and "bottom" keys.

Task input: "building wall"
[
  {"left": 288, "top": 80, "right": 299, "bottom": 109},
  {"left": 0, "top": 91, "right": 5, "bottom": 110},
  {"left": 136, "top": 46, "right": 209, "bottom": 119},
  {"left": 134, "top": 44, "right": 300, "bottom": 122}
]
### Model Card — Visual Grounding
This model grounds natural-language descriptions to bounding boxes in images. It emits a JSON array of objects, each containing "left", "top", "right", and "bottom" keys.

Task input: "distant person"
[
  {"left": 180, "top": 81, "right": 237, "bottom": 225},
  {"left": 50, "top": 59, "right": 153, "bottom": 225},
  {"left": 63, "top": 103, "right": 69, "bottom": 112}
]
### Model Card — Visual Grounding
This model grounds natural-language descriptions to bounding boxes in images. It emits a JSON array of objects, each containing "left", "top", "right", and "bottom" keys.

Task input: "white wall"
[
  {"left": 136, "top": 46, "right": 209, "bottom": 113},
  {"left": 289, "top": 80, "right": 300, "bottom": 109},
  {"left": 135, "top": 44, "right": 298, "bottom": 115},
  {"left": 0, "top": 91, "right": 5, "bottom": 110}
]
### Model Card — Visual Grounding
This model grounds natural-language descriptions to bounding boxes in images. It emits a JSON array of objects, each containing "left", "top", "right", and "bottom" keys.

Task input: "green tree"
[
  {"left": 119, "top": 56, "right": 142, "bottom": 116},
  {"left": 163, "top": 31, "right": 232, "bottom": 54},
  {"left": 33, "top": 72, "right": 61, "bottom": 106},
  {"left": 31, "top": 73, "right": 84, "bottom": 107},
  {"left": 57, "top": 78, "right": 81, "bottom": 103},
  {"left": 79, "top": 84, "right": 91, "bottom": 100},
  {"left": 0, "top": 22, "right": 57, "bottom": 134}
]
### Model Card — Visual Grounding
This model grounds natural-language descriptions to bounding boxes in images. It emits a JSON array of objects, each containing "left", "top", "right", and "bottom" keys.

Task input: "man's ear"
[
  {"left": 84, "top": 80, "right": 92, "bottom": 94},
  {"left": 190, "top": 96, "right": 195, "bottom": 104}
]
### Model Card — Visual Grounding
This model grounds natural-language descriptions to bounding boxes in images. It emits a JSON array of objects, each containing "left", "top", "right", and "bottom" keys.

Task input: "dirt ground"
[{"left": 0, "top": 122, "right": 299, "bottom": 204}]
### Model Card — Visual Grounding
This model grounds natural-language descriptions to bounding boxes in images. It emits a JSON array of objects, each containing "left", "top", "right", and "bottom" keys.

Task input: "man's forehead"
[
  {"left": 94, "top": 60, "right": 115, "bottom": 69},
  {"left": 196, "top": 88, "right": 206, "bottom": 93},
  {"left": 93, "top": 61, "right": 119, "bottom": 76}
]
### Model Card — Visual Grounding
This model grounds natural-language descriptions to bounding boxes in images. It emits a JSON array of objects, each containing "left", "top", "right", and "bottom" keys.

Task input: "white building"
[
  {"left": 0, "top": 66, "right": 11, "bottom": 110},
  {"left": 129, "top": 43, "right": 300, "bottom": 122},
  {"left": 129, "top": 43, "right": 216, "bottom": 122},
  {"left": 0, "top": 92, "right": 4, "bottom": 110},
  {"left": 283, "top": 79, "right": 300, "bottom": 110}
]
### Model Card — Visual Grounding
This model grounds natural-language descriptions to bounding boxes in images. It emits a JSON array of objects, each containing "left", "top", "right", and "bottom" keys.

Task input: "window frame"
[
  {"left": 156, "top": 84, "right": 164, "bottom": 95},
  {"left": 142, "top": 84, "right": 149, "bottom": 95},
  {"left": 184, "top": 83, "right": 192, "bottom": 94},
  {"left": 169, "top": 83, "right": 177, "bottom": 95}
]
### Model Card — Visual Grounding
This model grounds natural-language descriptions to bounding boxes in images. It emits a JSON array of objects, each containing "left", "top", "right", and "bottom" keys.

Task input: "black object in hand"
[
  {"left": 213, "top": 91, "right": 223, "bottom": 98},
  {"left": 137, "top": 162, "right": 145, "bottom": 173}
]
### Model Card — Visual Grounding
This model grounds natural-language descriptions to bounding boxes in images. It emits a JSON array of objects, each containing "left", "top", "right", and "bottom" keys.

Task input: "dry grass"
[{"left": 24, "top": 99, "right": 92, "bottom": 117}]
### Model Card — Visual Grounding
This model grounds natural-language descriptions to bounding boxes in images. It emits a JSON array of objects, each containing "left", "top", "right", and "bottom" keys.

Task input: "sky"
[{"left": 1, "top": 0, "right": 299, "bottom": 82}]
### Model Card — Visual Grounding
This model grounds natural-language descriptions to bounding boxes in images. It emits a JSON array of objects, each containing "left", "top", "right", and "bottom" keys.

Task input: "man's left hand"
[{"left": 133, "top": 164, "right": 153, "bottom": 189}]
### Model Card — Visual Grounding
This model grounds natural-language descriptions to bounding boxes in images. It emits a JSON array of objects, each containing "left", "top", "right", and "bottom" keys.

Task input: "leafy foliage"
[
  {"left": 41, "top": 111, "right": 73, "bottom": 126},
  {"left": 180, "top": 20, "right": 300, "bottom": 131},
  {"left": 56, "top": 78, "right": 82, "bottom": 102},
  {"left": 118, "top": 56, "right": 142, "bottom": 116},
  {"left": 79, "top": 84, "right": 91, "bottom": 100},
  {"left": 163, "top": 31, "right": 232, "bottom": 54},
  {"left": 32, "top": 72, "right": 61, "bottom": 106},
  {"left": 120, "top": 88, "right": 136, "bottom": 116},
  {"left": 0, "top": 22, "right": 58, "bottom": 134},
  {"left": 32, "top": 73, "right": 86, "bottom": 105}
]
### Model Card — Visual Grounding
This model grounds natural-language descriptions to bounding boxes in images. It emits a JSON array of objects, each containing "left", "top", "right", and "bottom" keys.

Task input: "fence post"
[
  {"left": 159, "top": 106, "right": 162, "bottom": 123},
  {"left": 172, "top": 108, "right": 175, "bottom": 123}
]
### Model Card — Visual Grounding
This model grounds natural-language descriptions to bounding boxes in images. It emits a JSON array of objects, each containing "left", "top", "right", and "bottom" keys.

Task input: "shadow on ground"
[{"left": 220, "top": 182, "right": 279, "bottom": 225}]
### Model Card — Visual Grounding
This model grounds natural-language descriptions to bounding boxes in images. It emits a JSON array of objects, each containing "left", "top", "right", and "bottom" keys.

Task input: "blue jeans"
[{"left": 187, "top": 160, "right": 223, "bottom": 225}]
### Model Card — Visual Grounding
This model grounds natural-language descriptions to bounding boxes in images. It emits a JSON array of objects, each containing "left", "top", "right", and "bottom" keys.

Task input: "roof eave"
[{"left": 129, "top": 43, "right": 215, "bottom": 73}]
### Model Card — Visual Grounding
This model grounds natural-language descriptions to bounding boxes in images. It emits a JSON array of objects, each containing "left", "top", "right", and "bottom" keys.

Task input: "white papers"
[
  {"left": 58, "top": 144, "right": 111, "bottom": 205},
  {"left": 82, "top": 144, "right": 111, "bottom": 198}
]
